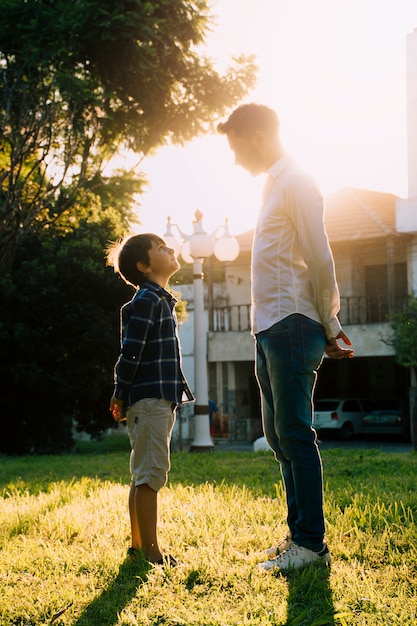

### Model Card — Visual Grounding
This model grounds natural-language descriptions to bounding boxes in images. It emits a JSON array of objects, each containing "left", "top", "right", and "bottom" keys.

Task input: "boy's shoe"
[
  {"left": 127, "top": 548, "right": 178, "bottom": 568},
  {"left": 259, "top": 542, "right": 331, "bottom": 572},
  {"left": 155, "top": 554, "right": 179, "bottom": 568},
  {"left": 264, "top": 532, "right": 293, "bottom": 559},
  {"left": 127, "top": 547, "right": 140, "bottom": 561}
]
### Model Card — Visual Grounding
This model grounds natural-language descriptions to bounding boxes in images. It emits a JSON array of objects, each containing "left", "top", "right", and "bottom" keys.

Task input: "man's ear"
[
  {"left": 136, "top": 260, "right": 151, "bottom": 274},
  {"left": 253, "top": 129, "right": 266, "bottom": 148}
]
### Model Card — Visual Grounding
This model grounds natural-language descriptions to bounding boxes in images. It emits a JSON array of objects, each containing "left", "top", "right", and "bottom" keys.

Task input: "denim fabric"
[{"left": 255, "top": 314, "right": 327, "bottom": 551}]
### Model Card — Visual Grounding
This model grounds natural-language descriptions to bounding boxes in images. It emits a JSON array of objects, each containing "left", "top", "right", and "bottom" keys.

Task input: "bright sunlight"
[{"left": 113, "top": 0, "right": 417, "bottom": 237}]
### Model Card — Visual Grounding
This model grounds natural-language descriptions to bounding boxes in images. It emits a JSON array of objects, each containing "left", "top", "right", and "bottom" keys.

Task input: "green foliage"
[
  {"left": 170, "top": 287, "right": 188, "bottom": 324},
  {"left": 0, "top": 220, "right": 134, "bottom": 454},
  {"left": 0, "top": 0, "right": 255, "bottom": 443},
  {"left": 0, "top": 447, "right": 416, "bottom": 625},
  {"left": 389, "top": 295, "right": 417, "bottom": 368},
  {"left": 0, "top": 0, "right": 257, "bottom": 270},
  {"left": 0, "top": 193, "right": 190, "bottom": 453}
]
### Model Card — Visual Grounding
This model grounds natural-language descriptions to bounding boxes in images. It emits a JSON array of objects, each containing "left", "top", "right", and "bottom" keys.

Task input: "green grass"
[{"left": 0, "top": 437, "right": 416, "bottom": 625}]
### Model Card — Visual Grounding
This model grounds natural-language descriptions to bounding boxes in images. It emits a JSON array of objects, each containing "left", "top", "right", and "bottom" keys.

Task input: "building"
[
  {"left": 397, "top": 28, "right": 417, "bottom": 303},
  {"left": 174, "top": 27, "right": 417, "bottom": 448},
  {"left": 174, "top": 187, "right": 411, "bottom": 445},
  {"left": 200, "top": 187, "right": 410, "bottom": 443}
]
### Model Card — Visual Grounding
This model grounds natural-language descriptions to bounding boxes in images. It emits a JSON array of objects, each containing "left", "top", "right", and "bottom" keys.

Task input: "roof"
[
  {"left": 236, "top": 229, "right": 253, "bottom": 253},
  {"left": 324, "top": 188, "right": 398, "bottom": 242},
  {"left": 235, "top": 187, "right": 399, "bottom": 252}
]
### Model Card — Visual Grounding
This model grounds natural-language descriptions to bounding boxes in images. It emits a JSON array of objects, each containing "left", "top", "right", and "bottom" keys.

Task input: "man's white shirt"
[{"left": 251, "top": 155, "right": 342, "bottom": 340}]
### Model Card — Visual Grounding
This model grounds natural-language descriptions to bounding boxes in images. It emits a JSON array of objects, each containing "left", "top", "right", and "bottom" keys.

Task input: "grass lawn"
[{"left": 0, "top": 436, "right": 416, "bottom": 625}]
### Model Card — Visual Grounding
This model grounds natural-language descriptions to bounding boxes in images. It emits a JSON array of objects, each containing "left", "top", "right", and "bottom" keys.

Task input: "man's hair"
[
  {"left": 107, "top": 233, "right": 165, "bottom": 288},
  {"left": 217, "top": 103, "right": 279, "bottom": 137}
]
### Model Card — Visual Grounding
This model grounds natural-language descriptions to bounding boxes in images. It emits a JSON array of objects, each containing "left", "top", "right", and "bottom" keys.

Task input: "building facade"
[
  {"left": 174, "top": 188, "right": 412, "bottom": 445},
  {"left": 172, "top": 27, "right": 417, "bottom": 448}
]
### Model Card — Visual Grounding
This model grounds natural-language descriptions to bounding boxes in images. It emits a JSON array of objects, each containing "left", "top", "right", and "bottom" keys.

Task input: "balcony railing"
[
  {"left": 210, "top": 296, "right": 407, "bottom": 332},
  {"left": 338, "top": 295, "right": 407, "bottom": 325},
  {"left": 211, "top": 304, "right": 251, "bottom": 332}
]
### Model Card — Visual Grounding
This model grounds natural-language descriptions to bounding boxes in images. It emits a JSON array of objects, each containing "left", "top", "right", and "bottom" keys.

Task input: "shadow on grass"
[
  {"left": 71, "top": 558, "right": 149, "bottom": 626},
  {"left": 283, "top": 564, "right": 335, "bottom": 626}
]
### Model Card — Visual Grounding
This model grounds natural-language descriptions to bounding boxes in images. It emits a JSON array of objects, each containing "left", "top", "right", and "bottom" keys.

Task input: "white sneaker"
[
  {"left": 259, "top": 542, "right": 331, "bottom": 572},
  {"left": 264, "top": 532, "right": 293, "bottom": 559}
]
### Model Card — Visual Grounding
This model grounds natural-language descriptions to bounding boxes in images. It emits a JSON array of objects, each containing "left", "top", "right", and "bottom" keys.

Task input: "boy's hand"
[{"left": 110, "top": 397, "right": 126, "bottom": 422}]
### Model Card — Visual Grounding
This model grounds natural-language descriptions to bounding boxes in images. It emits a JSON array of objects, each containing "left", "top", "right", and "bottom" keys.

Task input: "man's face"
[{"left": 226, "top": 128, "right": 265, "bottom": 176}]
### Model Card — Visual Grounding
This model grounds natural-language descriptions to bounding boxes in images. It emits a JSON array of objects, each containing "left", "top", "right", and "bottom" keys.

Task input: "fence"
[{"left": 210, "top": 296, "right": 407, "bottom": 332}]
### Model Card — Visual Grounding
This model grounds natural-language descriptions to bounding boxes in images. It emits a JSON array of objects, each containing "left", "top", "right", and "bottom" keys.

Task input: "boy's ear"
[{"left": 136, "top": 260, "right": 151, "bottom": 274}]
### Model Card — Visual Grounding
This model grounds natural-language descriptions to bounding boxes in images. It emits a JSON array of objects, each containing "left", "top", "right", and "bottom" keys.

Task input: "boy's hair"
[
  {"left": 107, "top": 233, "right": 165, "bottom": 288},
  {"left": 217, "top": 103, "right": 279, "bottom": 137}
]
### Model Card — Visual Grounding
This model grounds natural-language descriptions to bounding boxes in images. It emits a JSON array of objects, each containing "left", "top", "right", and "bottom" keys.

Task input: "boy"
[{"left": 108, "top": 233, "right": 193, "bottom": 566}]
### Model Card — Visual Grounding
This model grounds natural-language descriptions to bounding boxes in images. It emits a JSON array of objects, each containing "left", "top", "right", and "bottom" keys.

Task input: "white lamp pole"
[
  {"left": 164, "top": 211, "right": 239, "bottom": 452},
  {"left": 191, "top": 255, "right": 212, "bottom": 450}
]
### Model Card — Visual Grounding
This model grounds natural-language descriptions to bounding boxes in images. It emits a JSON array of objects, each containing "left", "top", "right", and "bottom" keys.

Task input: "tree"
[
  {"left": 0, "top": 0, "right": 257, "bottom": 270},
  {"left": 389, "top": 295, "right": 417, "bottom": 448},
  {"left": 0, "top": 194, "right": 191, "bottom": 454},
  {"left": 0, "top": 218, "right": 127, "bottom": 453}
]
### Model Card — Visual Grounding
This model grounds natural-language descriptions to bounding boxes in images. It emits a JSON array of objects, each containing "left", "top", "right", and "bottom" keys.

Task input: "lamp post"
[{"left": 164, "top": 211, "right": 240, "bottom": 451}]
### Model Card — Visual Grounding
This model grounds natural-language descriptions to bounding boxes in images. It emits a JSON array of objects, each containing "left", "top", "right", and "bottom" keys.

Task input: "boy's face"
[{"left": 139, "top": 239, "right": 180, "bottom": 284}]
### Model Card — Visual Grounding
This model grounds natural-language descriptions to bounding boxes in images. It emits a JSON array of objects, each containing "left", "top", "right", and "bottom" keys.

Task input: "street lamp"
[{"left": 164, "top": 211, "right": 240, "bottom": 451}]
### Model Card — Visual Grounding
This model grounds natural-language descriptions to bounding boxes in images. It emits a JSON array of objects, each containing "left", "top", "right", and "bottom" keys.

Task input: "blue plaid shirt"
[{"left": 113, "top": 281, "right": 194, "bottom": 407}]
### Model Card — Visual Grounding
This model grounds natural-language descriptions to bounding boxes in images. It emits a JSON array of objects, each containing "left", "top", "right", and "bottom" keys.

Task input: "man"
[{"left": 217, "top": 104, "right": 353, "bottom": 572}]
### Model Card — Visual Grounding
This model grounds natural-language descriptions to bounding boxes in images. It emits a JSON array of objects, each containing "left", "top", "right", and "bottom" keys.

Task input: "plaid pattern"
[{"left": 114, "top": 281, "right": 193, "bottom": 407}]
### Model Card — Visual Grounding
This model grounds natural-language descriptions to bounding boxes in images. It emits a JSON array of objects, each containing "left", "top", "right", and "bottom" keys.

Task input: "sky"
[{"left": 130, "top": 0, "right": 417, "bottom": 238}]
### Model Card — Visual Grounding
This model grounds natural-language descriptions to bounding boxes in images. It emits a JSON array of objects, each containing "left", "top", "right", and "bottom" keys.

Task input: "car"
[
  {"left": 253, "top": 436, "right": 271, "bottom": 452},
  {"left": 362, "top": 408, "right": 409, "bottom": 438},
  {"left": 313, "top": 398, "right": 368, "bottom": 440}
]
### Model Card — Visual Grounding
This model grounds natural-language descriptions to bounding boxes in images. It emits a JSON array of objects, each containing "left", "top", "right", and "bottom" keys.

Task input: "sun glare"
[{"left": 115, "top": 0, "right": 417, "bottom": 237}]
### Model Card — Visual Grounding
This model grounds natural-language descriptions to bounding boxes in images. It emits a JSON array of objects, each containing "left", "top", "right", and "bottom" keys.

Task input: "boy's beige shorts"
[{"left": 126, "top": 398, "right": 176, "bottom": 492}]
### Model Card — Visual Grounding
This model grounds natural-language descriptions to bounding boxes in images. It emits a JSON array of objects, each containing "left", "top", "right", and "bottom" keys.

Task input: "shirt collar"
[
  {"left": 267, "top": 154, "right": 294, "bottom": 181},
  {"left": 141, "top": 280, "right": 177, "bottom": 303}
]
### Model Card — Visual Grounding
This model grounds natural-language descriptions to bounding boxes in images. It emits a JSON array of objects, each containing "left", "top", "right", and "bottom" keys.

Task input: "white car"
[
  {"left": 253, "top": 436, "right": 271, "bottom": 452},
  {"left": 313, "top": 398, "right": 368, "bottom": 440}
]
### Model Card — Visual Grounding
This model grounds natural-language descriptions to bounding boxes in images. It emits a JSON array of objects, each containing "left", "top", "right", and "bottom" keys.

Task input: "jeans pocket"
[{"left": 301, "top": 322, "right": 326, "bottom": 369}]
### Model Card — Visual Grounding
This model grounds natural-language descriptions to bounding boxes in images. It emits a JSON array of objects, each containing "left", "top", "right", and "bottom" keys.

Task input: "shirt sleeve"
[
  {"left": 113, "top": 296, "right": 155, "bottom": 400},
  {"left": 287, "top": 174, "right": 342, "bottom": 340}
]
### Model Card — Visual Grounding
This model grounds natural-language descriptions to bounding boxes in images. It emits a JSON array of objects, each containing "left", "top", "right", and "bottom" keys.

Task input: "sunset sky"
[{"left": 134, "top": 0, "right": 417, "bottom": 239}]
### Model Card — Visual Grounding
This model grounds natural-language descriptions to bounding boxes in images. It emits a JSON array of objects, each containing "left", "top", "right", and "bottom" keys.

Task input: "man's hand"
[
  {"left": 110, "top": 396, "right": 126, "bottom": 422},
  {"left": 325, "top": 331, "right": 354, "bottom": 360}
]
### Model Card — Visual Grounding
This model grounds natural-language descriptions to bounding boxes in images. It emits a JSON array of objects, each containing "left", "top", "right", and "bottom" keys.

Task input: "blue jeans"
[{"left": 255, "top": 314, "right": 327, "bottom": 551}]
